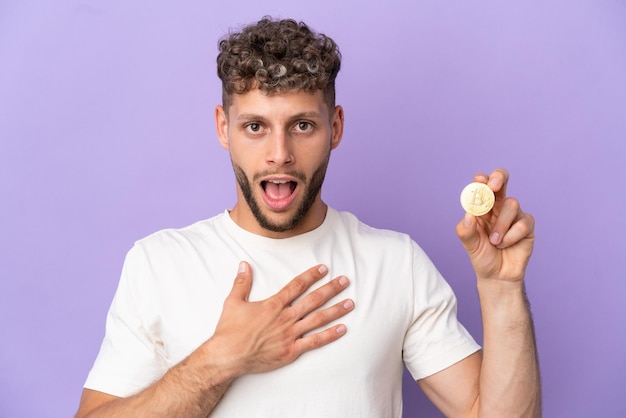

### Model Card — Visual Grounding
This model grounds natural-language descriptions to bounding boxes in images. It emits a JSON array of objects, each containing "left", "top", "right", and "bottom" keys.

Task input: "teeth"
[{"left": 268, "top": 180, "right": 289, "bottom": 184}]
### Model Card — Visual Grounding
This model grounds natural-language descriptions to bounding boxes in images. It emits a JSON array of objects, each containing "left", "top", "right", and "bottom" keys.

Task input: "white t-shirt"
[{"left": 85, "top": 208, "right": 480, "bottom": 417}]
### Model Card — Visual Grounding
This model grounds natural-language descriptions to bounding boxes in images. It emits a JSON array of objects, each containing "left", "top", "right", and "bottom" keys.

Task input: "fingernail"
[
  {"left": 338, "top": 276, "right": 349, "bottom": 287},
  {"left": 318, "top": 264, "right": 328, "bottom": 275},
  {"left": 238, "top": 261, "right": 247, "bottom": 273},
  {"left": 343, "top": 300, "right": 354, "bottom": 310},
  {"left": 336, "top": 325, "right": 347, "bottom": 335},
  {"left": 490, "top": 232, "right": 500, "bottom": 245},
  {"left": 463, "top": 213, "right": 472, "bottom": 227},
  {"left": 488, "top": 178, "right": 500, "bottom": 188}
]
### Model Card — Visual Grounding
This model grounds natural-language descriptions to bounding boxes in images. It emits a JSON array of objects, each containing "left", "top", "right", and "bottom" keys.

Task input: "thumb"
[
  {"left": 456, "top": 213, "right": 480, "bottom": 255},
  {"left": 229, "top": 261, "right": 253, "bottom": 302}
]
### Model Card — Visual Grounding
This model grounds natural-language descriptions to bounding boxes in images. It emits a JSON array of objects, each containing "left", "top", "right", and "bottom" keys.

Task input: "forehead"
[{"left": 227, "top": 89, "right": 329, "bottom": 120}]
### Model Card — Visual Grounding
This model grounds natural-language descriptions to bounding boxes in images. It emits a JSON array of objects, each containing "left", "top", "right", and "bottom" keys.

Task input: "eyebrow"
[{"left": 235, "top": 111, "right": 323, "bottom": 121}]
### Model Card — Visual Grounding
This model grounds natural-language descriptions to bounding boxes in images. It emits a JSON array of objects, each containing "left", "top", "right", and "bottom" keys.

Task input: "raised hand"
[{"left": 456, "top": 168, "right": 535, "bottom": 283}]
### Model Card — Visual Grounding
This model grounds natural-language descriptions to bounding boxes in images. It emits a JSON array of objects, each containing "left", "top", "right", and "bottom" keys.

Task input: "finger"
[
  {"left": 456, "top": 212, "right": 483, "bottom": 255},
  {"left": 472, "top": 172, "right": 489, "bottom": 184},
  {"left": 294, "top": 298, "right": 354, "bottom": 337},
  {"left": 294, "top": 323, "right": 349, "bottom": 355},
  {"left": 488, "top": 197, "right": 520, "bottom": 246},
  {"left": 227, "top": 261, "right": 253, "bottom": 302},
  {"left": 486, "top": 168, "right": 510, "bottom": 199},
  {"left": 290, "top": 275, "right": 350, "bottom": 319},
  {"left": 274, "top": 264, "right": 329, "bottom": 307},
  {"left": 498, "top": 212, "right": 535, "bottom": 249}
]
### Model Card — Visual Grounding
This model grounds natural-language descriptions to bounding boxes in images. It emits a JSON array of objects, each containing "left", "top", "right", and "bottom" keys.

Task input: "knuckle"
[
  {"left": 265, "top": 297, "right": 284, "bottom": 312},
  {"left": 306, "top": 290, "right": 326, "bottom": 308},
  {"left": 294, "top": 337, "right": 320, "bottom": 359},
  {"left": 290, "top": 277, "right": 308, "bottom": 294},
  {"left": 278, "top": 341, "right": 295, "bottom": 359},
  {"left": 307, "top": 333, "right": 323, "bottom": 349},
  {"left": 518, "top": 218, "right": 531, "bottom": 233},
  {"left": 505, "top": 197, "right": 520, "bottom": 211},
  {"left": 309, "top": 309, "right": 331, "bottom": 326},
  {"left": 277, "top": 308, "right": 296, "bottom": 325}
]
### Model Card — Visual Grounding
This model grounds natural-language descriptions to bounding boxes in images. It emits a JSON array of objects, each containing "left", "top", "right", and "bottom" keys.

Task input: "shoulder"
[
  {"left": 117, "top": 212, "right": 230, "bottom": 291},
  {"left": 118, "top": 212, "right": 230, "bottom": 273},
  {"left": 132, "top": 212, "right": 226, "bottom": 252}
]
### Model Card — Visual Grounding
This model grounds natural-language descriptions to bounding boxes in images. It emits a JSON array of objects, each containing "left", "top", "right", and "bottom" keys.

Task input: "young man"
[{"left": 76, "top": 17, "right": 540, "bottom": 417}]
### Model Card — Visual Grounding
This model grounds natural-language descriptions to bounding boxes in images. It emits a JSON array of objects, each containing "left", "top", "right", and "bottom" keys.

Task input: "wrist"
[
  {"left": 477, "top": 278, "right": 529, "bottom": 313},
  {"left": 193, "top": 336, "right": 248, "bottom": 384}
]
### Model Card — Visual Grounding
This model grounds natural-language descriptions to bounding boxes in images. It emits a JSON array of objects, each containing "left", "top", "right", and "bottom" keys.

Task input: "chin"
[{"left": 255, "top": 209, "right": 304, "bottom": 233}]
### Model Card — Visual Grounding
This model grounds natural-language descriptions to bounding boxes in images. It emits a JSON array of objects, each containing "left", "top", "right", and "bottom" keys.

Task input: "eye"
[
  {"left": 244, "top": 123, "right": 263, "bottom": 134},
  {"left": 294, "top": 121, "right": 313, "bottom": 132}
]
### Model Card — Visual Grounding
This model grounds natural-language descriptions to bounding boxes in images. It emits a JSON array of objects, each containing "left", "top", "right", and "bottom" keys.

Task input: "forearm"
[
  {"left": 79, "top": 339, "right": 239, "bottom": 418},
  {"left": 475, "top": 279, "right": 541, "bottom": 417}
]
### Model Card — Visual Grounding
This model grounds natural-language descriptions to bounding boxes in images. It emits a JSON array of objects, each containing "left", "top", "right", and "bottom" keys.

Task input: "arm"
[
  {"left": 76, "top": 262, "right": 354, "bottom": 418},
  {"left": 419, "top": 168, "right": 541, "bottom": 417}
]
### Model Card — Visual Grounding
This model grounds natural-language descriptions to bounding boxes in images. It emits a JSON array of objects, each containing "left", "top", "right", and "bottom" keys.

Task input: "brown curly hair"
[{"left": 217, "top": 17, "right": 341, "bottom": 111}]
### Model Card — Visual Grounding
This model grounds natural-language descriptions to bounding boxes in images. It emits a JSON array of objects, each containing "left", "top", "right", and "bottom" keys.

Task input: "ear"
[
  {"left": 330, "top": 105, "right": 344, "bottom": 150},
  {"left": 215, "top": 105, "right": 230, "bottom": 150}
]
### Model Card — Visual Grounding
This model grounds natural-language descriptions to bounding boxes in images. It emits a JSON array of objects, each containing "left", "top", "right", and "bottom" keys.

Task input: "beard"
[{"left": 232, "top": 156, "right": 330, "bottom": 233}]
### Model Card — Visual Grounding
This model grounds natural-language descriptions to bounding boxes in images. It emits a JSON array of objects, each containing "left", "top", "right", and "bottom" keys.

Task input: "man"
[{"left": 76, "top": 17, "right": 540, "bottom": 417}]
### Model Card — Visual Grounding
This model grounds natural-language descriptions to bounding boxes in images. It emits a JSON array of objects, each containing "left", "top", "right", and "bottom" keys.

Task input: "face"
[{"left": 215, "top": 89, "right": 344, "bottom": 238}]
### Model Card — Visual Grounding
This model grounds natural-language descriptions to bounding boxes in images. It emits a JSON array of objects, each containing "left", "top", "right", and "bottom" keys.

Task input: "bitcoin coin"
[{"left": 460, "top": 182, "right": 495, "bottom": 216}]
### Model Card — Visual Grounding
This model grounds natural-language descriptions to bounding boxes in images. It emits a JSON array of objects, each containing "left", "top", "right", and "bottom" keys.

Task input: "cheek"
[
  {"left": 229, "top": 144, "right": 255, "bottom": 164},
  {"left": 229, "top": 147, "right": 265, "bottom": 179}
]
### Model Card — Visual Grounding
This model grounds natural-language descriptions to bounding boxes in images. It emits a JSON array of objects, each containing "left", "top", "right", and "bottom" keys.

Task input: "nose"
[{"left": 266, "top": 130, "right": 293, "bottom": 166}]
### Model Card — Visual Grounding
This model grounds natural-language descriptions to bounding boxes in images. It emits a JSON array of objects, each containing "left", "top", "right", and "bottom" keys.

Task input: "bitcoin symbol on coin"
[{"left": 460, "top": 182, "right": 495, "bottom": 216}]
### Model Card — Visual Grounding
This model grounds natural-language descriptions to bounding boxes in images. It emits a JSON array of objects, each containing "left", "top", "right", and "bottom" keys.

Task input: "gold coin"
[{"left": 460, "top": 182, "right": 495, "bottom": 216}]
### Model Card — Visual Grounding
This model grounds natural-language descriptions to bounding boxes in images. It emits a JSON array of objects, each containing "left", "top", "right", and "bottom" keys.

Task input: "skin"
[
  {"left": 217, "top": 89, "right": 344, "bottom": 238},
  {"left": 76, "top": 89, "right": 540, "bottom": 417}
]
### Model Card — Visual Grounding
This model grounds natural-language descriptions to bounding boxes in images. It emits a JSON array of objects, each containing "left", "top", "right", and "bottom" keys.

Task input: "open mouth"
[{"left": 261, "top": 179, "right": 297, "bottom": 201}]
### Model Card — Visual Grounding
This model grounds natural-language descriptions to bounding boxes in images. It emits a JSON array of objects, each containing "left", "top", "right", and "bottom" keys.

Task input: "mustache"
[{"left": 252, "top": 170, "right": 307, "bottom": 183}]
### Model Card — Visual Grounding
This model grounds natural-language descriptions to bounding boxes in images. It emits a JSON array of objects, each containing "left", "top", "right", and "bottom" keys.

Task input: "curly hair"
[{"left": 217, "top": 17, "right": 341, "bottom": 110}]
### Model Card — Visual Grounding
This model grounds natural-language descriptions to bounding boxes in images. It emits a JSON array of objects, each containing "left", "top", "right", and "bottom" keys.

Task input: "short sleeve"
[
  {"left": 83, "top": 244, "right": 170, "bottom": 397},
  {"left": 402, "top": 242, "right": 481, "bottom": 380}
]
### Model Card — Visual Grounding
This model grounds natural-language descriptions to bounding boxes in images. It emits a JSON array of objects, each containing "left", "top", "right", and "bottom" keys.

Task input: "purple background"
[{"left": 1, "top": 0, "right": 625, "bottom": 416}]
